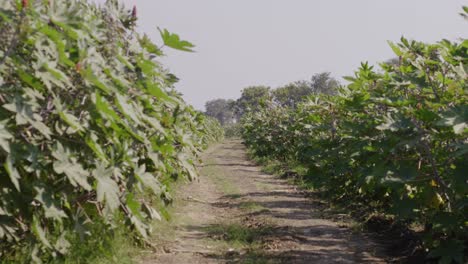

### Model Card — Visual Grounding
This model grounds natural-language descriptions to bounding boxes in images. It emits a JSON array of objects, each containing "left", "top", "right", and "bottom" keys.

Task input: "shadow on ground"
[
  {"left": 147, "top": 140, "right": 391, "bottom": 264},
  {"left": 174, "top": 152, "right": 384, "bottom": 263}
]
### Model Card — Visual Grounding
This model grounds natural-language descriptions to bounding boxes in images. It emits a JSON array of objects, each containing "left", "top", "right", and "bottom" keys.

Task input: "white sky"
[{"left": 93, "top": 0, "right": 467, "bottom": 110}]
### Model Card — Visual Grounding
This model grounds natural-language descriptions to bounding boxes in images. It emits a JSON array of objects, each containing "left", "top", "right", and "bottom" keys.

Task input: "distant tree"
[
  {"left": 272, "top": 73, "right": 339, "bottom": 108},
  {"left": 385, "top": 57, "right": 400, "bottom": 66},
  {"left": 228, "top": 73, "right": 338, "bottom": 117},
  {"left": 233, "top": 86, "right": 271, "bottom": 116},
  {"left": 310, "top": 72, "right": 339, "bottom": 95},
  {"left": 272, "top": 81, "right": 312, "bottom": 108},
  {"left": 205, "top": 99, "right": 236, "bottom": 125},
  {"left": 382, "top": 57, "right": 402, "bottom": 68}
]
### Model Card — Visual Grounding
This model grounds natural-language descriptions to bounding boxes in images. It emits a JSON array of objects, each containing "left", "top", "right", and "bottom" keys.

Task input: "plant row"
[
  {"left": 242, "top": 37, "right": 467, "bottom": 263},
  {"left": 0, "top": 0, "right": 222, "bottom": 262}
]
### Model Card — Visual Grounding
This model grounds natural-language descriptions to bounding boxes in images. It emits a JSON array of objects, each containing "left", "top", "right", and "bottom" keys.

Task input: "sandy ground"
[{"left": 139, "top": 140, "right": 387, "bottom": 264}]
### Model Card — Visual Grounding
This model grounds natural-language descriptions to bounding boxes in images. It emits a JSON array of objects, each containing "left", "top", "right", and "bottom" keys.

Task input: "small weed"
[
  {"left": 204, "top": 223, "right": 272, "bottom": 246},
  {"left": 204, "top": 157, "right": 240, "bottom": 196},
  {"left": 58, "top": 219, "right": 138, "bottom": 264},
  {"left": 225, "top": 193, "right": 242, "bottom": 199},
  {"left": 239, "top": 201, "right": 266, "bottom": 212}
]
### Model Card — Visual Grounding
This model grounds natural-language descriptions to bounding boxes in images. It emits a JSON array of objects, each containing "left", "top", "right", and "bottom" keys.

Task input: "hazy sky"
[{"left": 93, "top": 0, "right": 467, "bottom": 110}]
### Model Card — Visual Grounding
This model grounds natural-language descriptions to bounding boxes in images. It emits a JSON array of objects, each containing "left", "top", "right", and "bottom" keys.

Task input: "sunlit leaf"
[
  {"left": 158, "top": 27, "right": 195, "bottom": 52},
  {"left": 94, "top": 163, "right": 120, "bottom": 211}
]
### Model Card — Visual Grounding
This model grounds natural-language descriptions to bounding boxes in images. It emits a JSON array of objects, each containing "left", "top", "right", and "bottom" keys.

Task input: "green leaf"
[
  {"left": 146, "top": 83, "right": 170, "bottom": 101},
  {"left": 427, "top": 239, "right": 464, "bottom": 264},
  {"left": 135, "top": 165, "right": 161, "bottom": 195},
  {"left": 376, "top": 114, "right": 398, "bottom": 131},
  {"left": 17, "top": 69, "right": 46, "bottom": 92},
  {"left": 388, "top": 41, "right": 402, "bottom": 56},
  {"left": 415, "top": 109, "right": 438, "bottom": 122},
  {"left": 94, "top": 163, "right": 120, "bottom": 211},
  {"left": 125, "top": 193, "right": 149, "bottom": 238},
  {"left": 31, "top": 245, "right": 43, "bottom": 264},
  {"left": 125, "top": 193, "right": 142, "bottom": 218},
  {"left": 116, "top": 54, "right": 135, "bottom": 70},
  {"left": 85, "top": 133, "right": 108, "bottom": 163},
  {"left": 115, "top": 94, "right": 141, "bottom": 125},
  {"left": 400, "top": 36, "right": 410, "bottom": 47},
  {"left": 145, "top": 116, "right": 167, "bottom": 136},
  {"left": 178, "top": 153, "right": 197, "bottom": 180},
  {"left": 3, "top": 95, "right": 52, "bottom": 139},
  {"left": 52, "top": 143, "right": 91, "bottom": 191},
  {"left": 158, "top": 27, "right": 195, "bottom": 52},
  {"left": 54, "top": 232, "right": 71, "bottom": 255},
  {"left": 343, "top": 76, "right": 356, "bottom": 82},
  {"left": 142, "top": 202, "right": 161, "bottom": 221},
  {"left": 0, "top": 214, "right": 18, "bottom": 241},
  {"left": 32, "top": 216, "right": 52, "bottom": 249},
  {"left": 39, "top": 26, "right": 74, "bottom": 67},
  {"left": 31, "top": 120, "right": 53, "bottom": 140},
  {"left": 464, "top": 6, "right": 468, "bottom": 13},
  {"left": 58, "top": 111, "right": 84, "bottom": 133},
  {"left": 4, "top": 155, "right": 20, "bottom": 191},
  {"left": 0, "top": 10, "right": 13, "bottom": 23},
  {"left": 83, "top": 68, "right": 112, "bottom": 94},
  {"left": 94, "top": 92, "right": 120, "bottom": 121},
  {"left": 130, "top": 215, "right": 149, "bottom": 238},
  {"left": 34, "top": 186, "right": 67, "bottom": 221},
  {"left": 0, "top": 120, "right": 13, "bottom": 153},
  {"left": 139, "top": 34, "right": 163, "bottom": 56},
  {"left": 437, "top": 107, "right": 468, "bottom": 135}
]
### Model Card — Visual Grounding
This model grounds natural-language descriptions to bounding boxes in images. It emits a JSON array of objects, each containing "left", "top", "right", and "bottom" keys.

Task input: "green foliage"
[
  {"left": 272, "top": 81, "right": 312, "bottom": 108},
  {"left": 233, "top": 86, "right": 271, "bottom": 117},
  {"left": 205, "top": 98, "right": 236, "bottom": 125},
  {"left": 204, "top": 223, "right": 272, "bottom": 246},
  {"left": 224, "top": 124, "right": 242, "bottom": 138},
  {"left": 242, "top": 37, "right": 467, "bottom": 262},
  {"left": 0, "top": 0, "right": 222, "bottom": 262},
  {"left": 460, "top": 6, "right": 468, "bottom": 20},
  {"left": 231, "top": 73, "right": 339, "bottom": 118},
  {"left": 158, "top": 27, "right": 195, "bottom": 52},
  {"left": 310, "top": 72, "right": 339, "bottom": 95},
  {"left": 53, "top": 216, "right": 137, "bottom": 264}
]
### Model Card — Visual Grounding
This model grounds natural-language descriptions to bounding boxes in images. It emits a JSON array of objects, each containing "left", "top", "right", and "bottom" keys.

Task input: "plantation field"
[
  {"left": 240, "top": 38, "right": 467, "bottom": 263},
  {"left": 0, "top": 1, "right": 223, "bottom": 262},
  {"left": 0, "top": 0, "right": 466, "bottom": 263}
]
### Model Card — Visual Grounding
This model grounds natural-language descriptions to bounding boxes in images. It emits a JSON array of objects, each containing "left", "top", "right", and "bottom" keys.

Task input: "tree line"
[{"left": 204, "top": 72, "right": 339, "bottom": 125}]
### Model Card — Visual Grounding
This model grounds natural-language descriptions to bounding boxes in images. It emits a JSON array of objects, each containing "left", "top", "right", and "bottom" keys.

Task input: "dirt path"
[{"left": 140, "top": 140, "right": 387, "bottom": 264}]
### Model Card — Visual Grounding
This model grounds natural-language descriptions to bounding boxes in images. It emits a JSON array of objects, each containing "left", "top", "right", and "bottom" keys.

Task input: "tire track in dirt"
[{"left": 140, "top": 140, "right": 387, "bottom": 263}]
